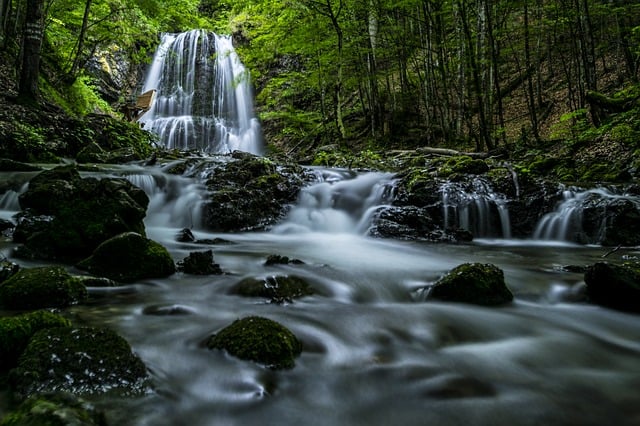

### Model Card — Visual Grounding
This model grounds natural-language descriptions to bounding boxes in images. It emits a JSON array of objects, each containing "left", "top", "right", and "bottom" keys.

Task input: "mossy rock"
[
  {"left": 0, "top": 266, "right": 87, "bottom": 310},
  {"left": 14, "top": 165, "right": 149, "bottom": 261},
  {"left": 0, "top": 392, "right": 107, "bottom": 426},
  {"left": 429, "top": 263, "right": 513, "bottom": 306},
  {"left": 0, "top": 311, "right": 71, "bottom": 371},
  {"left": 0, "top": 159, "right": 42, "bottom": 172},
  {"left": 77, "top": 232, "right": 175, "bottom": 283},
  {"left": 584, "top": 262, "right": 640, "bottom": 313},
  {"left": 176, "top": 250, "right": 223, "bottom": 275},
  {"left": 206, "top": 316, "right": 302, "bottom": 369},
  {"left": 231, "top": 275, "right": 314, "bottom": 303},
  {"left": 9, "top": 326, "right": 149, "bottom": 397},
  {"left": 0, "top": 260, "right": 20, "bottom": 283}
]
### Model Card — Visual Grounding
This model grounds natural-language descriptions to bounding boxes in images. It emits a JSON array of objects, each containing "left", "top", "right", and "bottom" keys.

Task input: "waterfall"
[
  {"left": 275, "top": 169, "right": 397, "bottom": 234},
  {"left": 532, "top": 187, "right": 640, "bottom": 243},
  {"left": 139, "top": 30, "right": 262, "bottom": 154},
  {"left": 440, "top": 178, "right": 511, "bottom": 238}
]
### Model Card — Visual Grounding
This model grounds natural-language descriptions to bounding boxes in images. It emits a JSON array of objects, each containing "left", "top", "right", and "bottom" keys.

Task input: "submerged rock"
[
  {"left": 584, "top": 262, "right": 640, "bottom": 313},
  {"left": 0, "top": 392, "right": 107, "bottom": 426},
  {"left": 176, "top": 250, "right": 223, "bottom": 275},
  {"left": 206, "top": 316, "right": 302, "bottom": 369},
  {"left": 9, "top": 326, "right": 149, "bottom": 398},
  {"left": 14, "top": 165, "right": 149, "bottom": 261},
  {"left": 231, "top": 275, "right": 314, "bottom": 303},
  {"left": 428, "top": 263, "right": 513, "bottom": 306},
  {"left": 0, "top": 311, "right": 71, "bottom": 371},
  {"left": 264, "top": 254, "right": 305, "bottom": 266},
  {"left": 77, "top": 232, "right": 175, "bottom": 283},
  {"left": 0, "top": 266, "right": 87, "bottom": 310}
]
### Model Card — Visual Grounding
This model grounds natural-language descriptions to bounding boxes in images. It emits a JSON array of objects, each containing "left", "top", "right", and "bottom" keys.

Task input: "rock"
[
  {"left": 584, "top": 262, "right": 640, "bottom": 313},
  {"left": 264, "top": 254, "right": 304, "bottom": 266},
  {"left": 76, "top": 232, "right": 176, "bottom": 283},
  {"left": 202, "top": 154, "right": 311, "bottom": 231},
  {"left": 176, "top": 228, "right": 196, "bottom": 242},
  {"left": 231, "top": 275, "right": 314, "bottom": 303},
  {"left": 76, "top": 141, "right": 107, "bottom": 163},
  {"left": 0, "top": 259, "right": 20, "bottom": 283},
  {"left": 583, "top": 197, "right": 640, "bottom": 246},
  {"left": 176, "top": 250, "right": 223, "bottom": 275},
  {"left": 14, "top": 165, "right": 149, "bottom": 261},
  {"left": 0, "top": 392, "right": 107, "bottom": 426},
  {"left": 0, "top": 311, "right": 71, "bottom": 371},
  {"left": 428, "top": 263, "right": 513, "bottom": 306},
  {"left": 9, "top": 326, "right": 149, "bottom": 398},
  {"left": 0, "top": 266, "right": 87, "bottom": 310},
  {"left": 206, "top": 316, "right": 302, "bottom": 370}
]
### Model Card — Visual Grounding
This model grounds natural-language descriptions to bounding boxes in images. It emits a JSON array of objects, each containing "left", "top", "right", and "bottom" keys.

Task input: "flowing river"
[{"left": 1, "top": 162, "right": 639, "bottom": 426}]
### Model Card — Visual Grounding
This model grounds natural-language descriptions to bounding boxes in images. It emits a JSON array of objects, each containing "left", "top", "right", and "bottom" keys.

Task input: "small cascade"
[
  {"left": 532, "top": 187, "right": 640, "bottom": 243},
  {"left": 139, "top": 30, "right": 261, "bottom": 154},
  {"left": 275, "top": 169, "right": 397, "bottom": 234},
  {"left": 122, "top": 168, "right": 208, "bottom": 230},
  {"left": 441, "top": 178, "right": 511, "bottom": 238},
  {"left": 0, "top": 182, "right": 28, "bottom": 212}
]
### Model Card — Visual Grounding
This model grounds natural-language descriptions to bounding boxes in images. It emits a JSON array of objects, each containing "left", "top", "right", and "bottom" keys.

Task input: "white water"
[
  {"left": 2, "top": 166, "right": 640, "bottom": 426},
  {"left": 275, "top": 169, "right": 396, "bottom": 234},
  {"left": 441, "top": 178, "right": 511, "bottom": 238},
  {"left": 139, "top": 30, "right": 262, "bottom": 154},
  {"left": 533, "top": 187, "right": 640, "bottom": 242}
]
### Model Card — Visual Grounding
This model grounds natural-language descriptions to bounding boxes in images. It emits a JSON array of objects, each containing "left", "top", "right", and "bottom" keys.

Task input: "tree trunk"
[
  {"left": 69, "top": 0, "right": 93, "bottom": 77},
  {"left": 18, "top": 0, "right": 44, "bottom": 102}
]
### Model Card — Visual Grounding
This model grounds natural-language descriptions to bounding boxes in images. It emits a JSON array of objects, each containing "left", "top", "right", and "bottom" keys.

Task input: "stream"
[{"left": 1, "top": 163, "right": 639, "bottom": 425}]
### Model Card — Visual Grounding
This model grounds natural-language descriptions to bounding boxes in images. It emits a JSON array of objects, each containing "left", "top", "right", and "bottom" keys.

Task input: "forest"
[{"left": 1, "top": 0, "right": 640, "bottom": 159}]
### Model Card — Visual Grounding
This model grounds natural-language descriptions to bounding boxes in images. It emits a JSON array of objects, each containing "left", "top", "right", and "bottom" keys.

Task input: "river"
[{"left": 2, "top": 163, "right": 639, "bottom": 425}]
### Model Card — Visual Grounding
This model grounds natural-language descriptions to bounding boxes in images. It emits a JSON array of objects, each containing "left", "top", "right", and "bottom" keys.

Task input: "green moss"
[
  {"left": 0, "top": 311, "right": 71, "bottom": 371},
  {"left": 76, "top": 232, "right": 175, "bottom": 282},
  {"left": 430, "top": 263, "right": 513, "bottom": 306},
  {"left": 0, "top": 267, "right": 87, "bottom": 310},
  {"left": 206, "top": 316, "right": 302, "bottom": 369},
  {"left": 0, "top": 392, "right": 107, "bottom": 426},
  {"left": 9, "top": 327, "right": 149, "bottom": 397}
]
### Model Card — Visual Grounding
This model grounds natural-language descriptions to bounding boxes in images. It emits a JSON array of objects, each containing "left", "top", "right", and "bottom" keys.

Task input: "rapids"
[{"left": 1, "top": 163, "right": 639, "bottom": 426}]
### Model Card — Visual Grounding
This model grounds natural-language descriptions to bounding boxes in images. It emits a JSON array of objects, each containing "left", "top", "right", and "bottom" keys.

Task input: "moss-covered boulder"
[
  {"left": 76, "top": 232, "right": 175, "bottom": 283},
  {"left": 0, "top": 392, "right": 107, "bottom": 426},
  {"left": 9, "top": 326, "right": 149, "bottom": 398},
  {"left": 206, "top": 316, "right": 302, "bottom": 369},
  {"left": 176, "top": 250, "right": 223, "bottom": 275},
  {"left": 0, "top": 266, "right": 87, "bottom": 310},
  {"left": 428, "top": 263, "right": 513, "bottom": 306},
  {"left": 14, "top": 165, "right": 149, "bottom": 261},
  {"left": 584, "top": 262, "right": 640, "bottom": 313},
  {"left": 0, "top": 311, "right": 71, "bottom": 371},
  {"left": 231, "top": 275, "right": 314, "bottom": 303},
  {"left": 202, "top": 152, "right": 312, "bottom": 231}
]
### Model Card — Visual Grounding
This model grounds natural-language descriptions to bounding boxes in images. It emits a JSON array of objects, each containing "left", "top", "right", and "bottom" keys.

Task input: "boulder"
[
  {"left": 176, "top": 250, "right": 223, "bottom": 275},
  {"left": 264, "top": 254, "right": 304, "bottom": 266},
  {"left": 0, "top": 260, "right": 20, "bottom": 283},
  {"left": 77, "top": 232, "right": 175, "bottom": 283},
  {"left": 0, "top": 311, "right": 71, "bottom": 371},
  {"left": 231, "top": 275, "right": 314, "bottom": 303},
  {"left": 9, "top": 326, "right": 148, "bottom": 398},
  {"left": 0, "top": 392, "right": 107, "bottom": 426},
  {"left": 206, "top": 316, "right": 302, "bottom": 370},
  {"left": 14, "top": 165, "right": 149, "bottom": 261},
  {"left": 584, "top": 262, "right": 640, "bottom": 313},
  {"left": 202, "top": 153, "right": 312, "bottom": 231},
  {"left": 0, "top": 266, "right": 87, "bottom": 310},
  {"left": 428, "top": 263, "right": 513, "bottom": 306}
]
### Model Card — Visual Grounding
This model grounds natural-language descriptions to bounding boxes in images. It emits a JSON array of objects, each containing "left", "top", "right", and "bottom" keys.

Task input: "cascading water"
[
  {"left": 275, "top": 169, "right": 397, "bottom": 234},
  {"left": 533, "top": 187, "right": 640, "bottom": 243},
  {"left": 139, "top": 30, "right": 262, "bottom": 154},
  {"left": 441, "top": 178, "right": 511, "bottom": 238}
]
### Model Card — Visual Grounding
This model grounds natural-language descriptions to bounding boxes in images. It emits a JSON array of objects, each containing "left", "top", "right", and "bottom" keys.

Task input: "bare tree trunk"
[
  {"left": 18, "top": 0, "right": 44, "bottom": 102},
  {"left": 69, "top": 0, "right": 93, "bottom": 77}
]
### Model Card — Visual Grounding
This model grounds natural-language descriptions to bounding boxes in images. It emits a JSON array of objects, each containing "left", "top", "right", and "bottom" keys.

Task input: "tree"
[{"left": 18, "top": 0, "right": 44, "bottom": 101}]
